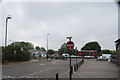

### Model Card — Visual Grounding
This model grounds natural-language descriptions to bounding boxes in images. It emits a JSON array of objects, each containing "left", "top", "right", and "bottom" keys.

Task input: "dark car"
[
  {"left": 111, "top": 55, "right": 117, "bottom": 59},
  {"left": 53, "top": 55, "right": 65, "bottom": 60}
]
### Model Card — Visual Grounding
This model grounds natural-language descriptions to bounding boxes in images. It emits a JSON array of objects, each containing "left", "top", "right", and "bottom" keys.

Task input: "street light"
[
  {"left": 47, "top": 34, "right": 50, "bottom": 60},
  {"left": 4, "top": 15, "right": 11, "bottom": 62},
  {"left": 5, "top": 15, "right": 12, "bottom": 47}
]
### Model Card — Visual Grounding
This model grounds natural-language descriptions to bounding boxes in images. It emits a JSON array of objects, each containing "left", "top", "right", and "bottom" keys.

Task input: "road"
[
  {"left": 2, "top": 58, "right": 79, "bottom": 78},
  {"left": 2, "top": 58, "right": 118, "bottom": 79}
]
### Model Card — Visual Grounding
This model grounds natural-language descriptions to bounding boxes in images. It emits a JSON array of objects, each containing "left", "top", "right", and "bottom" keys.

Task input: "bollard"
[
  {"left": 81, "top": 60, "right": 83, "bottom": 64},
  {"left": 83, "top": 59, "right": 84, "bottom": 63},
  {"left": 56, "top": 73, "right": 59, "bottom": 80},
  {"left": 79, "top": 62, "right": 80, "bottom": 67},
  {"left": 77, "top": 63, "right": 79, "bottom": 69},
  {"left": 74, "top": 64, "right": 76, "bottom": 71},
  {"left": 76, "top": 64, "right": 77, "bottom": 70},
  {"left": 69, "top": 70, "right": 72, "bottom": 80},
  {"left": 71, "top": 66, "right": 73, "bottom": 74}
]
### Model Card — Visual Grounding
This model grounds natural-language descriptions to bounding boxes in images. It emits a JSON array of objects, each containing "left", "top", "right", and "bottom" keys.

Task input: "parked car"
[
  {"left": 111, "top": 55, "right": 117, "bottom": 59},
  {"left": 97, "top": 56, "right": 108, "bottom": 61},
  {"left": 84, "top": 56, "right": 95, "bottom": 59},
  {"left": 53, "top": 55, "right": 65, "bottom": 60}
]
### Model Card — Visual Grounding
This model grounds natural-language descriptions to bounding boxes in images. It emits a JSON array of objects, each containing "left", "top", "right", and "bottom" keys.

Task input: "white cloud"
[
  {"left": 2, "top": 0, "right": 117, "bottom": 2},
  {"left": 1, "top": 2, "right": 118, "bottom": 50}
]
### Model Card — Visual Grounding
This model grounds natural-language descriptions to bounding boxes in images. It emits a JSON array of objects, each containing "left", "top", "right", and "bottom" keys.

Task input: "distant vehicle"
[
  {"left": 111, "top": 55, "right": 117, "bottom": 59},
  {"left": 102, "top": 54, "right": 111, "bottom": 59},
  {"left": 53, "top": 55, "right": 65, "bottom": 60},
  {"left": 78, "top": 50, "right": 98, "bottom": 58},
  {"left": 97, "top": 56, "right": 108, "bottom": 61},
  {"left": 62, "top": 53, "right": 69, "bottom": 57},
  {"left": 84, "top": 56, "right": 95, "bottom": 59}
]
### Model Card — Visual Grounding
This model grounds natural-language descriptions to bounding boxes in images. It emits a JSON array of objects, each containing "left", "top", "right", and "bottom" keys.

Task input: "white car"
[
  {"left": 84, "top": 56, "right": 95, "bottom": 59},
  {"left": 97, "top": 56, "right": 108, "bottom": 61}
]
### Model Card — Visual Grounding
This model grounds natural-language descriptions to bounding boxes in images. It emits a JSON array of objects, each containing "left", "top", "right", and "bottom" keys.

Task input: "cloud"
[{"left": 1, "top": 2, "right": 118, "bottom": 50}]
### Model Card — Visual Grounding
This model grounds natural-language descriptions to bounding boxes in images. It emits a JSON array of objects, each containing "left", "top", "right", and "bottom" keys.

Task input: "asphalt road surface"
[
  {"left": 2, "top": 58, "right": 79, "bottom": 78},
  {"left": 2, "top": 58, "right": 118, "bottom": 79}
]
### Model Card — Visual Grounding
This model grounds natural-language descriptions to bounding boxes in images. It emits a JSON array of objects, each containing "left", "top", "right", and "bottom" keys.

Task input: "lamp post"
[
  {"left": 4, "top": 15, "right": 11, "bottom": 61},
  {"left": 5, "top": 15, "right": 12, "bottom": 47},
  {"left": 47, "top": 34, "right": 50, "bottom": 60}
]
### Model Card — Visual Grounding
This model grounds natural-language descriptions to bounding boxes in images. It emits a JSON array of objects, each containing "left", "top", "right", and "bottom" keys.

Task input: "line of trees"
[
  {"left": 58, "top": 41, "right": 116, "bottom": 56},
  {"left": 58, "top": 43, "right": 78, "bottom": 55}
]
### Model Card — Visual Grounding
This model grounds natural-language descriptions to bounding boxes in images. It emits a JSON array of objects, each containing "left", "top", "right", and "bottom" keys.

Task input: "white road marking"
[
  {"left": 40, "top": 64, "right": 45, "bottom": 65},
  {"left": 20, "top": 67, "right": 53, "bottom": 78}
]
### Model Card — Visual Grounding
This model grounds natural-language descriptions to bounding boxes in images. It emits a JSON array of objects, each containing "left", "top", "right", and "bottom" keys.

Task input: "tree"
[
  {"left": 58, "top": 43, "right": 69, "bottom": 55},
  {"left": 81, "top": 41, "right": 101, "bottom": 53},
  {"left": 99, "top": 50, "right": 117, "bottom": 55},
  {"left": 35, "top": 46, "right": 40, "bottom": 50},
  {"left": 40, "top": 47, "right": 46, "bottom": 52},
  {"left": 58, "top": 43, "right": 76, "bottom": 55},
  {"left": 11, "top": 41, "right": 34, "bottom": 50},
  {"left": 100, "top": 49, "right": 111, "bottom": 54},
  {"left": 2, "top": 41, "right": 33, "bottom": 63},
  {"left": 47, "top": 49, "right": 54, "bottom": 55},
  {"left": 111, "top": 50, "right": 117, "bottom": 55},
  {"left": 96, "top": 50, "right": 117, "bottom": 56}
]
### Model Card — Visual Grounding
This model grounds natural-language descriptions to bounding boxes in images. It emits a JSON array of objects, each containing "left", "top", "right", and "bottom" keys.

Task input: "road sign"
[
  {"left": 14, "top": 50, "right": 16, "bottom": 55},
  {"left": 66, "top": 41, "right": 74, "bottom": 49}
]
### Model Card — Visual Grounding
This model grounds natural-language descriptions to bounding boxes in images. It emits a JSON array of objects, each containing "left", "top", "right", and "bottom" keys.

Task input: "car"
[
  {"left": 84, "top": 56, "right": 95, "bottom": 59},
  {"left": 97, "top": 56, "right": 108, "bottom": 61},
  {"left": 53, "top": 55, "right": 65, "bottom": 60},
  {"left": 111, "top": 55, "right": 117, "bottom": 59}
]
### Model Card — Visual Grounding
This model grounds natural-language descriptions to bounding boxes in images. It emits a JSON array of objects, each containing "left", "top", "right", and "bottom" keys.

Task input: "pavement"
[
  {"left": 59, "top": 59, "right": 118, "bottom": 78},
  {"left": 73, "top": 59, "right": 118, "bottom": 78}
]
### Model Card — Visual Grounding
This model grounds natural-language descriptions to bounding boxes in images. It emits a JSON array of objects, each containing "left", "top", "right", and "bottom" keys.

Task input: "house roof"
[{"left": 28, "top": 49, "right": 40, "bottom": 53}]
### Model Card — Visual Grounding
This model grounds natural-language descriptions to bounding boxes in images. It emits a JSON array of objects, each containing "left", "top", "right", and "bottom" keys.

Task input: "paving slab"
[{"left": 72, "top": 59, "right": 118, "bottom": 78}]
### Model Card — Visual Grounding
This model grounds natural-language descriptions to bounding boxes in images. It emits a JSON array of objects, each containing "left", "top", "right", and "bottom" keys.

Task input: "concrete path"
[{"left": 72, "top": 59, "right": 118, "bottom": 78}]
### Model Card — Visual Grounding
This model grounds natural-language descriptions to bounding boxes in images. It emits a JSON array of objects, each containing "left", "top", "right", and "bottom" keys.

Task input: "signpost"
[
  {"left": 66, "top": 37, "right": 74, "bottom": 80},
  {"left": 14, "top": 50, "right": 16, "bottom": 62},
  {"left": 66, "top": 41, "right": 74, "bottom": 50}
]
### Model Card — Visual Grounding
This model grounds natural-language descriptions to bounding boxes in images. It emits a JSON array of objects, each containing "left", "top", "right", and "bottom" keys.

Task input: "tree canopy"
[
  {"left": 100, "top": 49, "right": 117, "bottom": 54},
  {"left": 81, "top": 41, "right": 101, "bottom": 52},
  {"left": 47, "top": 49, "right": 54, "bottom": 55},
  {"left": 58, "top": 43, "right": 78, "bottom": 55},
  {"left": 35, "top": 46, "right": 40, "bottom": 50},
  {"left": 40, "top": 47, "right": 46, "bottom": 52},
  {"left": 11, "top": 41, "right": 34, "bottom": 50},
  {"left": 2, "top": 41, "right": 34, "bottom": 63},
  {"left": 58, "top": 43, "right": 69, "bottom": 55}
]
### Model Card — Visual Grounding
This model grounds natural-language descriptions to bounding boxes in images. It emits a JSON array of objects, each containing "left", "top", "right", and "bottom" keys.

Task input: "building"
[
  {"left": 28, "top": 49, "right": 46, "bottom": 58},
  {"left": 115, "top": 39, "right": 120, "bottom": 67},
  {"left": 115, "top": 39, "right": 120, "bottom": 80}
]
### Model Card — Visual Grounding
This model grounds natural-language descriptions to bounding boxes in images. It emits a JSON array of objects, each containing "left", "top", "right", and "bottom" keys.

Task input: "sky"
[{"left": 1, "top": 0, "right": 118, "bottom": 51}]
